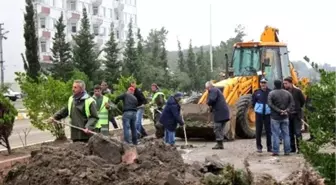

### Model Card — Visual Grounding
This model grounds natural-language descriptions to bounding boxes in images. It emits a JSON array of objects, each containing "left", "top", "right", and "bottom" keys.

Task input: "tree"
[
  {"left": 186, "top": 40, "right": 197, "bottom": 90},
  {"left": 72, "top": 8, "right": 100, "bottom": 81},
  {"left": 50, "top": 13, "right": 73, "bottom": 81},
  {"left": 195, "top": 46, "right": 210, "bottom": 91},
  {"left": 160, "top": 41, "right": 169, "bottom": 84},
  {"left": 0, "top": 93, "right": 17, "bottom": 154},
  {"left": 213, "top": 25, "right": 246, "bottom": 70},
  {"left": 103, "top": 24, "right": 120, "bottom": 85},
  {"left": 177, "top": 40, "right": 186, "bottom": 72},
  {"left": 16, "top": 72, "right": 75, "bottom": 141},
  {"left": 301, "top": 70, "right": 336, "bottom": 185},
  {"left": 122, "top": 19, "right": 138, "bottom": 77},
  {"left": 22, "top": 0, "right": 41, "bottom": 81}
]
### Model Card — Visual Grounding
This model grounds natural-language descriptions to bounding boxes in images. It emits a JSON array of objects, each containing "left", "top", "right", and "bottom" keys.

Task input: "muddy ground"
[{"left": 3, "top": 133, "right": 325, "bottom": 185}]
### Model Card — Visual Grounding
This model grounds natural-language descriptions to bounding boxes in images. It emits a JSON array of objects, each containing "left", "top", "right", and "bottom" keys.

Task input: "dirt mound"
[{"left": 3, "top": 135, "right": 203, "bottom": 185}]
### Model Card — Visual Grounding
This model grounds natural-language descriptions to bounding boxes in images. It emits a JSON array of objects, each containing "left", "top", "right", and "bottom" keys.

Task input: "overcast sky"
[{"left": 0, "top": 0, "right": 335, "bottom": 82}]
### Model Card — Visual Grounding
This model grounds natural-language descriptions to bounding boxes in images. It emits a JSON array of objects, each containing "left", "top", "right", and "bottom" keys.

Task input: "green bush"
[
  {"left": 15, "top": 72, "right": 72, "bottom": 140},
  {"left": 0, "top": 94, "right": 18, "bottom": 154},
  {"left": 301, "top": 69, "right": 336, "bottom": 185}
]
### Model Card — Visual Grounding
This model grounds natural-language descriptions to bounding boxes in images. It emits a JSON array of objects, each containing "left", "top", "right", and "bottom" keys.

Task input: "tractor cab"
[{"left": 230, "top": 42, "right": 292, "bottom": 89}]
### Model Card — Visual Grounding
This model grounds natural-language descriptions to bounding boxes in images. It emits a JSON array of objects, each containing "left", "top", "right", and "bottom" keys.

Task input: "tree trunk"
[{"left": 5, "top": 137, "right": 11, "bottom": 154}]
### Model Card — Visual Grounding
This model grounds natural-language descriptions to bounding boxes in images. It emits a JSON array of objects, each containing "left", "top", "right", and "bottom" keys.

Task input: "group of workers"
[
  {"left": 252, "top": 77, "right": 305, "bottom": 156},
  {"left": 48, "top": 75, "right": 306, "bottom": 155},
  {"left": 49, "top": 80, "right": 167, "bottom": 145}
]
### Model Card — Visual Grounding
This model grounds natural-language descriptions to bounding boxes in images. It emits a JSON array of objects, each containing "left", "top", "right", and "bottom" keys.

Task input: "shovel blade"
[{"left": 122, "top": 147, "right": 138, "bottom": 164}]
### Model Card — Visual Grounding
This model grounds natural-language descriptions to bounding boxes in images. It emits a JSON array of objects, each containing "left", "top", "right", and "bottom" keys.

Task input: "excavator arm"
[{"left": 260, "top": 26, "right": 280, "bottom": 42}]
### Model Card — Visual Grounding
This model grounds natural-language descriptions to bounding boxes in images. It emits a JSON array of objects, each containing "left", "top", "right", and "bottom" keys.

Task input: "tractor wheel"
[{"left": 235, "top": 94, "right": 256, "bottom": 138}]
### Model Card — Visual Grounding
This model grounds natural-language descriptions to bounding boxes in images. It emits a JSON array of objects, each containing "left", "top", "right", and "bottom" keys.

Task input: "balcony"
[
  {"left": 92, "top": 16, "right": 103, "bottom": 26},
  {"left": 92, "top": 0, "right": 102, "bottom": 6},
  {"left": 42, "top": 55, "right": 52, "bottom": 63},
  {"left": 38, "top": 6, "right": 50, "bottom": 16},
  {"left": 39, "top": 30, "right": 51, "bottom": 39},
  {"left": 68, "top": 12, "right": 81, "bottom": 21}
]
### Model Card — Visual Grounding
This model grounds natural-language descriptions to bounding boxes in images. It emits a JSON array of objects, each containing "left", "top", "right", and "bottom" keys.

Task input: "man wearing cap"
[
  {"left": 283, "top": 76, "right": 305, "bottom": 153},
  {"left": 205, "top": 81, "right": 230, "bottom": 150},
  {"left": 159, "top": 92, "right": 184, "bottom": 145},
  {"left": 115, "top": 87, "right": 138, "bottom": 145},
  {"left": 252, "top": 78, "right": 272, "bottom": 153}
]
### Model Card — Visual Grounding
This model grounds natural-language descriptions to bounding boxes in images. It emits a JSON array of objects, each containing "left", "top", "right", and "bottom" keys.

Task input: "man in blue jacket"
[
  {"left": 206, "top": 81, "right": 230, "bottom": 150},
  {"left": 252, "top": 78, "right": 272, "bottom": 153},
  {"left": 159, "top": 92, "right": 184, "bottom": 146}
]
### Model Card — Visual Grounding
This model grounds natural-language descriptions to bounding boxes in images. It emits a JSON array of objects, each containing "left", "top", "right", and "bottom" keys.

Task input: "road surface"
[
  {"left": 0, "top": 119, "right": 70, "bottom": 151},
  {"left": 11, "top": 99, "right": 25, "bottom": 111}
]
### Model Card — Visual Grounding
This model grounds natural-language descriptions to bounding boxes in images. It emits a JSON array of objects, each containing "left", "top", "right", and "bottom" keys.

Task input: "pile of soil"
[{"left": 3, "top": 135, "right": 203, "bottom": 185}]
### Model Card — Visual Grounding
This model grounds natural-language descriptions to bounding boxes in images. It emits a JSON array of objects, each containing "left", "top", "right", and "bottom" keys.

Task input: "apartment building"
[{"left": 34, "top": 0, "right": 137, "bottom": 67}]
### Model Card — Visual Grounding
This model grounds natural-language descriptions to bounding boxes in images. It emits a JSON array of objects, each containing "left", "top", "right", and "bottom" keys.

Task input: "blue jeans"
[
  {"left": 122, "top": 111, "right": 137, "bottom": 145},
  {"left": 271, "top": 118, "right": 291, "bottom": 154},
  {"left": 164, "top": 129, "right": 176, "bottom": 145},
  {"left": 136, "top": 107, "right": 144, "bottom": 133}
]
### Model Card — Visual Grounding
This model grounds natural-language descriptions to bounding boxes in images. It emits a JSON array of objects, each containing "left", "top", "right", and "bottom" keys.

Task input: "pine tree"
[
  {"left": 122, "top": 19, "right": 138, "bottom": 77},
  {"left": 72, "top": 8, "right": 100, "bottom": 81},
  {"left": 103, "top": 24, "right": 120, "bottom": 84},
  {"left": 23, "top": 0, "right": 41, "bottom": 81},
  {"left": 186, "top": 40, "right": 196, "bottom": 89},
  {"left": 177, "top": 40, "right": 185, "bottom": 72},
  {"left": 160, "top": 41, "right": 169, "bottom": 84},
  {"left": 136, "top": 28, "right": 144, "bottom": 60},
  {"left": 50, "top": 13, "right": 73, "bottom": 81}
]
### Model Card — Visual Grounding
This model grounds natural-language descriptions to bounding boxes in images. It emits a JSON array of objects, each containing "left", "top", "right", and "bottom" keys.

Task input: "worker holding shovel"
[
  {"left": 49, "top": 80, "right": 99, "bottom": 143},
  {"left": 159, "top": 92, "right": 184, "bottom": 146}
]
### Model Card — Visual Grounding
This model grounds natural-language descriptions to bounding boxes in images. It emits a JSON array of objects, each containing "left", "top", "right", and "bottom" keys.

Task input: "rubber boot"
[{"left": 212, "top": 141, "right": 224, "bottom": 150}]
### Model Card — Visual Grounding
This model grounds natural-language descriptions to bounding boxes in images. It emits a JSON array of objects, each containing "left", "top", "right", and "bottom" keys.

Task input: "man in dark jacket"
[
  {"left": 283, "top": 77, "right": 305, "bottom": 153},
  {"left": 268, "top": 79, "right": 294, "bottom": 156},
  {"left": 130, "top": 81, "right": 148, "bottom": 138},
  {"left": 159, "top": 92, "right": 184, "bottom": 145},
  {"left": 50, "top": 80, "right": 99, "bottom": 143},
  {"left": 115, "top": 87, "right": 138, "bottom": 145},
  {"left": 252, "top": 78, "right": 272, "bottom": 153},
  {"left": 206, "top": 81, "right": 230, "bottom": 150}
]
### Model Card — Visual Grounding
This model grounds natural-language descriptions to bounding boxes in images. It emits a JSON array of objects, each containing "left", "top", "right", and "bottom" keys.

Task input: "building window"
[
  {"left": 115, "top": 11, "right": 119, "bottom": 20},
  {"left": 102, "top": 27, "right": 106, "bottom": 36},
  {"left": 103, "top": 7, "right": 106, "bottom": 17},
  {"left": 40, "top": 17, "right": 46, "bottom": 28},
  {"left": 109, "top": 9, "right": 113, "bottom": 18},
  {"left": 134, "top": 0, "right": 136, "bottom": 6},
  {"left": 41, "top": 41, "right": 47, "bottom": 53},
  {"left": 70, "top": 1, "right": 76, "bottom": 11},
  {"left": 71, "top": 23, "right": 77, "bottom": 33},
  {"left": 94, "top": 27, "right": 99, "bottom": 36},
  {"left": 93, "top": 6, "right": 98, "bottom": 15},
  {"left": 116, "top": 30, "right": 120, "bottom": 39},
  {"left": 53, "top": 19, "right": 57, "bottom": 29}
]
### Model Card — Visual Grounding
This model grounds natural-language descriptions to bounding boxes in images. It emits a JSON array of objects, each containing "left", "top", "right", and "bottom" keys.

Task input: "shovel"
[
  {"left": 180, "top": 110, "right": 194, "bottom": 149},
  {"left": 47, "top": 119, "right": 138, "bottom": 164}
]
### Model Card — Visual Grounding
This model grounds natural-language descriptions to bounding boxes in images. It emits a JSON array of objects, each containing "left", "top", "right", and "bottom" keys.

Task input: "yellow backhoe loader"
[{"left": 176, "top": 26, "right": 308, "bottom": 140}]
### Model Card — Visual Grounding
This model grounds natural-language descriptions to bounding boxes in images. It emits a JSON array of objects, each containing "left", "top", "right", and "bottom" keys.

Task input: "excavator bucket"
[{"left": 176, "top": 103, "right": 237, "bottom": 140}]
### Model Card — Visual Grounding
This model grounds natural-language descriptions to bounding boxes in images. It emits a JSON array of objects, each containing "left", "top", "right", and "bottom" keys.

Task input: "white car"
[{"left": 3, "top": 89, "right": 22, "bottom": 101}]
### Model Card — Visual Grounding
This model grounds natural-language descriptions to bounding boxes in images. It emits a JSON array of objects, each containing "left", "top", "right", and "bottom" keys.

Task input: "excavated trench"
[{"left": 3, "top": 135, "right": 324, "bottom": 185}]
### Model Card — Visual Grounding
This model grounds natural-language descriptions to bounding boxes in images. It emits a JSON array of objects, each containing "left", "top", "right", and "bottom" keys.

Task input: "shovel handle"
[{"left": 52, "top": 119, "right": 97, "bottom": 135}]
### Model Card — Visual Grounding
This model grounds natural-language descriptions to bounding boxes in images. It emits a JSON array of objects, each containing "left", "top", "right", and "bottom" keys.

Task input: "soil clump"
[{"left": 3, "top": 135, "right": 203, "bottom": 185}]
